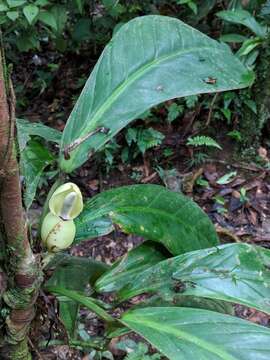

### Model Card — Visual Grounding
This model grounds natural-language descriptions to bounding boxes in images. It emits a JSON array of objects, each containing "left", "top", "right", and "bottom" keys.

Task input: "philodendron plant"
[{"left": 5, "top": 15, "right": 270, "bottom": 360}]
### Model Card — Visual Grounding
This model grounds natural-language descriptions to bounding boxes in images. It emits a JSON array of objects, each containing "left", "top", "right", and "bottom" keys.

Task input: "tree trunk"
[{"left": 0, "top": 43, "right": 42, "bottom": 359}]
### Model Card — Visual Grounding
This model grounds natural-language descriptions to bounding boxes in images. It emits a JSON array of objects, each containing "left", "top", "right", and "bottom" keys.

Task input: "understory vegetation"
[{"left": 0, "top": 1, "right": 270, "bottom": 359}]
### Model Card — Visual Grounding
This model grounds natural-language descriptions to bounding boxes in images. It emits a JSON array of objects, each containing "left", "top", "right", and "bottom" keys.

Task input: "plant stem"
[
  {"left": 46, "top": 286, "right": 116, "bottom": 324},
  {"left": 0, "top": 44, "right": 42, "bottom": 359}
]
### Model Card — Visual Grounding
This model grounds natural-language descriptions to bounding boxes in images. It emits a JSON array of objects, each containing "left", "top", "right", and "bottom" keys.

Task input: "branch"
[{"left": 63, "top": 126, "right": 109, "bottom": 159}]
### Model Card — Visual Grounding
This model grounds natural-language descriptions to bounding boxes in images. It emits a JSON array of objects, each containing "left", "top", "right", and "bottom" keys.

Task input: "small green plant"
[
  {"left": 103, "top": 139, "right": 120, "bottom": 171},
  {"left": 196, "top": 176, "right": 209, "bottom": 187},
  {"left": 185, "top": 94, "right": 199, "bottom": 108},
  {"left": 187, "top": 152, "right": 209, "bottom": 167},
  {"left": 213, "top": 195, "right": 228, "bottom": 214},
  {"left": 239, "top": 187, "right": 249, "bottom": 204},
  {"left": 125, "top": 126, "right": 165, "bottom": 158},
  {"left": 187, "top": 135, "right": 222, "bottom": 149},
  {"left": 227, "top": 129, "right": 242, "bottom": 142},
  {"left": 120, "top": 125, "right": 165, "bottom": 165},
  {"left": 177, "top": 0, "right": 197, "bottom": 14},
  {"left": 0, "top": 0, "right": 68, "bottom": 52},
  {"left": 130, "top": 169, "right": 143, "bottom": 182},
  {"left": 187, "top": 135, "right": 221, "bottom": 168},
  {"left": 216, "top": 171, "right": 237, "bottom": 185},
  {"left": 2, "top": 14, "right": 269, "bottom": 360},
  {"left": 88, "top": 349, "right": 114, "bottom": 360},
  {"left": 117, "top": 340, "right": 161, "bottom": 360},
  {"left": 162, "top": 147, "right": 174, "bottom": 157},
  {"left": 166, "top": 102, "right": 184, "bottom": 123},
  {"left": 217, "top": 7, "right": 267, "bottom": 67},
  {"left": 217, "top": 4, "right": 270, "bottom": 150}
]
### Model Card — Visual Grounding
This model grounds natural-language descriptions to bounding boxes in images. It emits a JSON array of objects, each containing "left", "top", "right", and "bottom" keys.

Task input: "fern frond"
[
  {"left": 137, "top": 128, "right": 165, "bottom": 154},
  {"left": 187, "top": 135, "right": 222, "bottom": 149}
]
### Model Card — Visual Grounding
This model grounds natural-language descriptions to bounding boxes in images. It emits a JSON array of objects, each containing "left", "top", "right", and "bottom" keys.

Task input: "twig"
[
  {"left": 141, "top": 172, "right": 157, "bottom": 183},
  {"left": 181, "top": 104, "right": 202, "bottom": 137},
  {"left": 28, "top": 336, "right": 44, "bottom": 360},
  {"left": 206, "top": 93, "right": 218, "bottom": 127},
  {"left": 207, "top": 159, "right": 266, "bottom": 172},
  {"left": 216, "top": 225, "right": 241, "bottom": 243},
  {"left": 63, "top": 127, "right": 109, "bottom": 159}
]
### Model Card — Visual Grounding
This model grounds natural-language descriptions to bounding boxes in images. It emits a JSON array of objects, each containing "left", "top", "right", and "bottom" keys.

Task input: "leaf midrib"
[{"left": 64, "top": 43, "right": 239, "bottom": 167}]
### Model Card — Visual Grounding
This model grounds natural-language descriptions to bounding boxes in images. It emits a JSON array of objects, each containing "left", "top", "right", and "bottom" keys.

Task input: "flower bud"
[
  {"left": 49, "top": 182, "right": 83, "bottom": 220},
  {"left": 41, "top": 212, "right": 76, "bottom": 252}
]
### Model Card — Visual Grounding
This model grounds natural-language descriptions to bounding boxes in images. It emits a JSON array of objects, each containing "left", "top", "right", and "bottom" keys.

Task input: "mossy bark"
[
  {"left": 0, "top": 44, "right": 42, "bottom": 359},
  {"left": 239, "top": 34, "right": 270, "bottom": 156}
]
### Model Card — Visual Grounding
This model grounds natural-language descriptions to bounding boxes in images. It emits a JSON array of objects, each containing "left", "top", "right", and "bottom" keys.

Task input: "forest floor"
[{"left": 14, "top": 51, "right": 270, "bottom": 359}]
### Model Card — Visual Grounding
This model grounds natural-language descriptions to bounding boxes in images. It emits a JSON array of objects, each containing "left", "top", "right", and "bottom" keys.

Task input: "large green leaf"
[
  {"left": 95, "top": 242, "right": 167, "bottom": 294},
  {"left": 114, "top": 243, "right": 270, "bottom": 315},
  {"left": 16, "top": 118, "right": 61, "bottom": 152},
  {"left": 96, "top": 242, "right": 233, "bottom": 315},
  {"left": 21, "top": 140, "right": 55, "bottom": 209},
  {"left": 16, "top": 119, "right": 61, "bottom": 209},
  {"left": 217, "top": 10, "right": 267, "bottom": 37},
  {"left": 46, "top": 256, "right": 109, "bottom": 337},
  {"left": 46, "top": 255, "right": 109, "bottom": 289},
  {"left": 75, "top": 184, "right": 219, "bottom": 255},
  {"left": 121, "top": 307, "right": 270, "bottom": 360},
  {"left": 59, "top": 15, "right": 254, "bottom": 172}
]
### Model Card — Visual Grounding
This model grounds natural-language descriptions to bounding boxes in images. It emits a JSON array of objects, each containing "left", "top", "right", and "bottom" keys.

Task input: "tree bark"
[{"left": 0, "top": 43, "right": 42, "bottom": 359}]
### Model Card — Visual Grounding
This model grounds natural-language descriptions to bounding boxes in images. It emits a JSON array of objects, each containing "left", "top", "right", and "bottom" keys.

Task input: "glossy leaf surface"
[
  {"left": 23, "top": 4, "right": 39, "bottom": 25},
  {"left": 16, "top": 118, "right": 61, "bottom": 152},
  {"left": 134, "top": 294, "right": 234, "bottom": 315},
  {"left": 74, "top": 217, "right": 114, "bottom": 244},
  {"left": 21, "top": 140, "right": 55, "bottom": 209},
  {"left": 115, "top": 243, "right": 270, "bottom": 314},
  {"left": 95, "top": 242, "right": 167, "bottom": 293},
  {"left": 59, "top": 15, "right": 254, "bottom": 172},
  {"left": 75, "top": 184, "right": 219, "bottom": 255},
  {"left": 121, "top": 307, "right": 270, "bottom": 360}
]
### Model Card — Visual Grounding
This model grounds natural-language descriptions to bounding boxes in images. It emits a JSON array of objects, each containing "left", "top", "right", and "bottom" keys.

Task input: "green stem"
[{"left": 46, "top": 286, "right": 116, "bottom": 324}]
